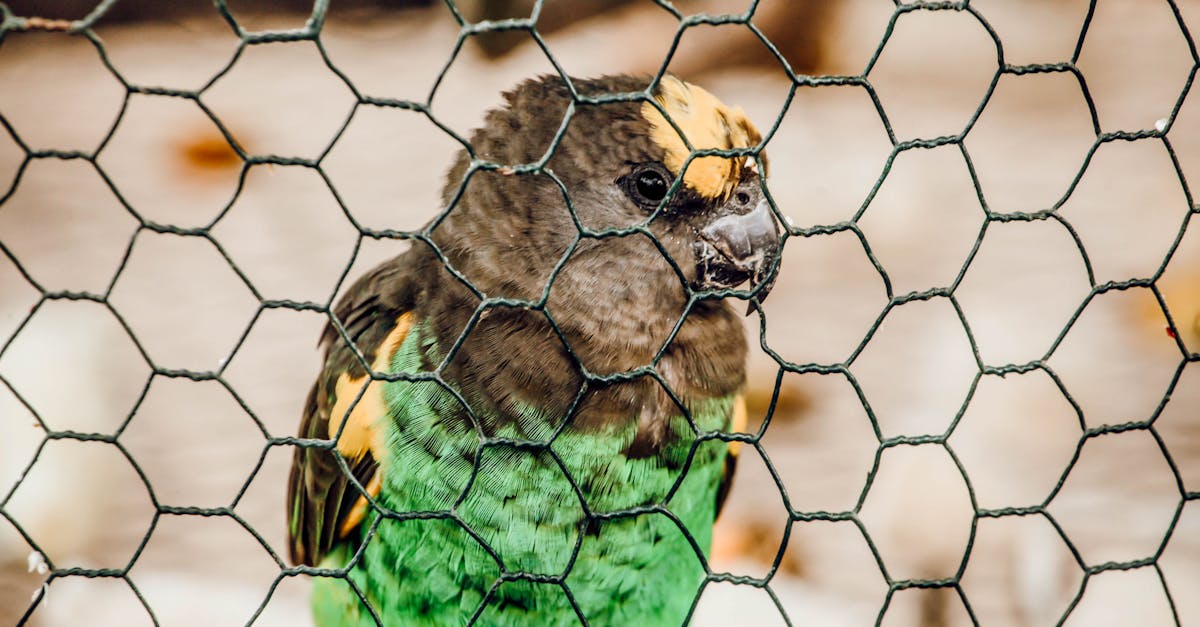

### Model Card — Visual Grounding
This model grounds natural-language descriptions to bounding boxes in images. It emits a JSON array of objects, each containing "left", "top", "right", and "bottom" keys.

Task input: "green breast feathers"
[{"left": 308, "top": 319, "right": 736, "bottom": 627}]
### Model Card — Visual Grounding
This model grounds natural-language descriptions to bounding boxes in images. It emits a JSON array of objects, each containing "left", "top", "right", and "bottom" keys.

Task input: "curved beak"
[{"left": 693, "top": 196, "right": 782, "bottom": 315}]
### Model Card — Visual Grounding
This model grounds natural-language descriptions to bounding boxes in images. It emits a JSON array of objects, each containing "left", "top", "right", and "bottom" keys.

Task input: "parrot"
[{"left": 286, "top": 74, "right": 782, "bottom": 626}]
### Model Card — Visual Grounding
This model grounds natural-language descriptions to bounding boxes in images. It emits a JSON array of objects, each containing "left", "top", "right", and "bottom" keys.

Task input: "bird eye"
[{"left": 625, "top": 164, "right": 671, "bottom": 208}]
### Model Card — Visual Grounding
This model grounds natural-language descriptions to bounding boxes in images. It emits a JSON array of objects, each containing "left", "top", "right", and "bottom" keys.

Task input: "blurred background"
[{"left": 1, "top": 0, "right": 1199, "bottom": 625}]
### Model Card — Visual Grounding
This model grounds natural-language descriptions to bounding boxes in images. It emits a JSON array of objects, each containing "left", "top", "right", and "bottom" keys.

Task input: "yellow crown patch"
[{"left": 641, "top": 76, "right": 763, "bottom": 200}]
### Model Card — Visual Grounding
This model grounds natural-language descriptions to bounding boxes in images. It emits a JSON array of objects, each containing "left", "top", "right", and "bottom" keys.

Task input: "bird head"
[{"left": 430, "top": 74, "right": 781, "bottom": 373}]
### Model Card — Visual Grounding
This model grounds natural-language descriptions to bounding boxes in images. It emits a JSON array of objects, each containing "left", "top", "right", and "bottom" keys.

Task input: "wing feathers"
[
  {"left": 328, "top": 312, "right": 411, "bottom": 462},
  {"left": 288, "top": 257, "right": 416, "bottom": 567}
]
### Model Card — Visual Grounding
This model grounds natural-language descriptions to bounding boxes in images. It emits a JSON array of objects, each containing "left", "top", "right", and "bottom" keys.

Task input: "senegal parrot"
[{"left": 287, "top": 74, "right": 782, "bottom": 625}]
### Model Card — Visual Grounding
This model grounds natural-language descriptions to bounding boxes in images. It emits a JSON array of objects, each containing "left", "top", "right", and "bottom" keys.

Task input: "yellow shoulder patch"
[
  {"left": 338, "top": 472, "right": 382, "bottom": 539},
  {"left": 328, "top": 312, "right": 414, "bottom": 463},
  {"left": 641, "top": 76, "right": 763, "bottom": 200}
]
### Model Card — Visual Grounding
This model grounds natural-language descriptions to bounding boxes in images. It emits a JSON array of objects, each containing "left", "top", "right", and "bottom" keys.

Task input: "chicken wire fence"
[{"left": 1, "top": 0, "right": 1199, "bottom": 625}]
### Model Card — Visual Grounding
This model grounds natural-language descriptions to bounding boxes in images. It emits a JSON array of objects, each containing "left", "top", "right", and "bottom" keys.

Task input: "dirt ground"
[{"left": 1, "top": 0, "right": 1199, "bottom": 625}]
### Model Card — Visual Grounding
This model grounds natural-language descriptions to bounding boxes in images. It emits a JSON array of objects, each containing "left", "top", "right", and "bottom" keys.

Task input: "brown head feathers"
[{"left": 473, "top": 74, "right": 764, "bottom": 202}]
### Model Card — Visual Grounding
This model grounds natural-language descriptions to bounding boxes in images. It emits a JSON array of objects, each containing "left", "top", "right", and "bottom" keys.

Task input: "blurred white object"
[
  {"left": 26, "top": 550, "right": 48, "bottom": 575},
  {"left": 0, "top": 302, "right": 133, "bottom": 567}
]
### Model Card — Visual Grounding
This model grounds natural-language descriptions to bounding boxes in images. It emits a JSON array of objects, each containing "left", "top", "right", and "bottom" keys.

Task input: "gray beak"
[{"left": 693, "top": 198, "right": 782, "bottom": 314}]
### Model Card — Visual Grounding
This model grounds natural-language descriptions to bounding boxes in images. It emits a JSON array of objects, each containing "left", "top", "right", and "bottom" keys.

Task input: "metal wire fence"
[{"left": 1, "top": 0, "right": 1199, "bottom": 625}]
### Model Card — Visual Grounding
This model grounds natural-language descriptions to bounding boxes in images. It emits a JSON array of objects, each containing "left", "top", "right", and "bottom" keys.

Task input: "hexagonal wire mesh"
[{"left": 1, "top": 0, "right": 1199, "bottom": 625}]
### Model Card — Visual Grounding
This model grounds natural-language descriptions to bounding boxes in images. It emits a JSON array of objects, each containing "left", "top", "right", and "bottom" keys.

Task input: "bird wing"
[{"left": 287, "top": 254, "right": 417, "bottom": 567}]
